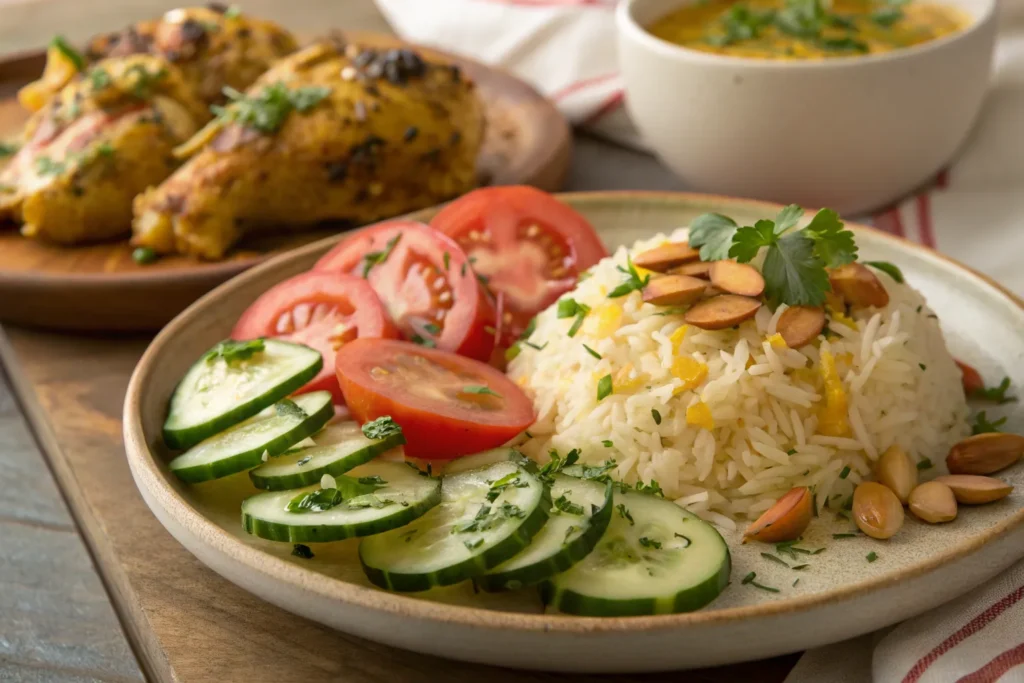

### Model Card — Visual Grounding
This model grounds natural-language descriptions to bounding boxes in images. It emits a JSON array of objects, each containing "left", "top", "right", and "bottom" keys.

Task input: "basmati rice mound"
[{"left": 506, "top": 228, "right": 970, "bottom": 530}]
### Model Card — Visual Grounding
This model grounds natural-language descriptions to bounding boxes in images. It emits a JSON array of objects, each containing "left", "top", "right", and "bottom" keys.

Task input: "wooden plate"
[
  {"left": 124, "top": 192, "right": 1024, "bottom": 673},
  {"left": 0, "top": 33, "right": 571, "bottom": 332}
]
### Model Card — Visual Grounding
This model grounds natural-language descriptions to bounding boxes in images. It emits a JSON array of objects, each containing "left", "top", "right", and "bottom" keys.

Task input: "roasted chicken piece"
[
  {"left": 19, "top": 5, "right": 296, "bottom": 112},
  {"left": 0, "top": 55, "right": 207, "bottom": 244},
  {"left": 132, "top": 40, "right": 484, "bottom": 260}
]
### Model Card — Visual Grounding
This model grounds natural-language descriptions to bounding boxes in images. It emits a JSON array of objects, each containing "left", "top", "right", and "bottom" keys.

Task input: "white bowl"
[{"left": 616, "top": 0, "right": 998, "bottom": 215}]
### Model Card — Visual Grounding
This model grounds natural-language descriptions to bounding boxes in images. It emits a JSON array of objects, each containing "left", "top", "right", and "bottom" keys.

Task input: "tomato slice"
[
  {"left": 232, "top": 271, "right": 399, "bottom": 402},
  {"left": 315, "top": 220, "right": 496, "bottom": 361},
  {"left": 335, "top": 338, "right": 535, "bottom": 459},
  {"left": 429, "top": 186, "right": 608, "bottom": 345}
]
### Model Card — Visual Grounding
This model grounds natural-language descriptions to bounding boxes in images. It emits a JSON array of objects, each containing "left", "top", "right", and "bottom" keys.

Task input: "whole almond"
[
  {"left": 908, "top": 482, "right": 957, "bottom": 524},
  {"left": 829, "top": 263, "right": 889, "bottom": 309},
  {"left": 875, "top": 444, "right": 917, "bottom": 504},
  {"left": 709, "top": 261, "right": 766, "bottom": 298},
  {"left": 633, "top": 242, "right": 700, "bottom": 272},
  {"left": 933, "top": 475, "right": 1014, "bottom": 505},
  {"left": 776, "top": 306, "right": 826, "bottom": 348},
  {"left": 946, "top": 433, "right": 1024, "bottom": 475},
  {"left": 684, "top": 295, "right": 761, "bottom": 330},
  {"left": 853, "top": 482, "right": 904, "bottom": 540},
  {"left": 743, "top": 487, "right": 813, "bottom": 543},
  {"left": 642, "top": 274, "right": 707, "bottom": 306}
]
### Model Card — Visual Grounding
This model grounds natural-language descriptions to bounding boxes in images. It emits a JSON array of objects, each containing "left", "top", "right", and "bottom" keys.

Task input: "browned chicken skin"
[{"left": 132, "top": 39, "right": 484, "bottom": 260}]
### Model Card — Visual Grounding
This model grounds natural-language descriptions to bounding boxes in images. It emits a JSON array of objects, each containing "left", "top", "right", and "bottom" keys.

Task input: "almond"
[
  {"left": 641, "top": 274, "right": 708, "bottom": 306},
  {"left": 946, "top": 433, "right": 1024, "bottom": 475},
  {"left": 633, "top": 242, "right": 700, "bottom": 272},
  {"left": 743, "top": 487, "right": 812, "bottom": 543},
  {"left": 709, "top": 261, "right": 766, "bottom": 297},
  {"left": 829, "top": 263, "right": 889, "bottom": 309},
  {"left": 684, "top": 295, "right": 761, "bottom": 330},
  {"left": 933, "top": 475, "right": 1014, "bottom": 505},
  {"left": 853, "top": 481, "right": 904, "bottom": 540},
  {"left": 669, "top": 260, "right": 712, "bottom": 280},
  {"left": 908, "top": 482, "right": 957, "bottom": 524},
  {"left": 776, "top": 306, "right": 826, "bottom": 349},
  {"left": 875, "top": 444, "right": 917, "bottom": 504}
]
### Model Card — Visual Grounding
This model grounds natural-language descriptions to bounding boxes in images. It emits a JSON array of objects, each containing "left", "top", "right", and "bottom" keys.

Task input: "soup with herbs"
[{"left": 647, "top": 0, "right": 969, "bottom": 59}]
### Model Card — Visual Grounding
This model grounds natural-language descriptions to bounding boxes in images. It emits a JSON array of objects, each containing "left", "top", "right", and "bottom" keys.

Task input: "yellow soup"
[{"left": 647, "top": 0, "right": 969, "bottom": 60}]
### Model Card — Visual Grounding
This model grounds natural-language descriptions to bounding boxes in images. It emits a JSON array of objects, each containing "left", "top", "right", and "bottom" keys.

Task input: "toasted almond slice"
[
  {"left": 776, "top": 306, "right": 826, "bottom": 348},
  {"left": 947, "top": 433, "right": 1024, "bottom": 475},
  {"left": 709, "top": 261, "right": 765, "bottom": 297},
  {"left": 908, "top": 482, "right": 957, "bottom": 524},
  {"left": 669, "top": 260, "right": 712, "bottom": 280},
  {"left": 684, "top": 295, "right": 761, "bottom": 330},
  {"left": 932, "top": 475, "right": 1014, "bottom": 504},
  {"left": 743, "top": 487, "right": 812, "bottom": 543},
  {"left": 853, "top": 481, "right": 904, "bottom": 539},
  {"left": 829, "top": 263, "right": 889, "bottom": 309},
  {"left": 633, "top": 242, "right": 700, "bottom": 272},
  {"left": 642, "top": 274, "right": 707, "bottom": 306}
]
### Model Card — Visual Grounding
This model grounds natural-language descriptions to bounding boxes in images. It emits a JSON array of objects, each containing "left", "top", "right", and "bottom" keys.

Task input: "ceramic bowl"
[{"left": 616, "top": 0, "right": 998, "bottom": 215}]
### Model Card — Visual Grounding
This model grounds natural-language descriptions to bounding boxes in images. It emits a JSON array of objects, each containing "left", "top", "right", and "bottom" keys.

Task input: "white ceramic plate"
[{"left": 124, "top": 192, "right": 1024, "bottom": 673}]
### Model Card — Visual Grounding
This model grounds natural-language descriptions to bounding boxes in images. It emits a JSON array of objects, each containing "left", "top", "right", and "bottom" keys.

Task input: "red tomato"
[
  {"left": 956, "top": 359, "right": 984, "bottom": 395},
  {"left": 429, "top": 186, "right": 608, "bottom": 345},
  {"left": 315, "top": 221, "right": 496, "bottom": 361},
  {"left": 335, "top": 338, "right": 535, "bottom": 459},
  {"left": 232, "top": 271, "right": 399, "bottom": 402}
]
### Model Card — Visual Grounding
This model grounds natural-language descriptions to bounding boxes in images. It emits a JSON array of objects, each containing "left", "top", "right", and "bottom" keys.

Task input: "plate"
[
  {"left": 0, "top": 33, "right": 571, "bottom": 332},
  {"left": 123, "top": 192, "right": 1024, "bottom": 673}
]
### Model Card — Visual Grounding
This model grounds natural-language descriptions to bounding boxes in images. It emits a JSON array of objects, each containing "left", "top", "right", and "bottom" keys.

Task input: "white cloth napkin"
[{"left": 376, "top": 1, "right": 1024, "bottom": 680}]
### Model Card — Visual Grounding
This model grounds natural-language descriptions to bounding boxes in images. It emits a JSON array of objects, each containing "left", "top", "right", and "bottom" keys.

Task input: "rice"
[{"left": 507, "top": 228, "right": 970, "bottom": 529}]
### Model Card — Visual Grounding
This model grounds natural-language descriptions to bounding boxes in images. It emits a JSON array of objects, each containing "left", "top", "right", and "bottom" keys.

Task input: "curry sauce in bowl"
[{"left": 647, "top": 0, "right": 969, "bottom": 60}]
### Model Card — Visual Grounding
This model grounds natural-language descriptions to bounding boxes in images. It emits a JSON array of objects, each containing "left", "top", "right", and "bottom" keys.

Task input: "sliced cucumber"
[
  {"left": 249, "top": 421, "right": 405, "bottom": 490},
  {"left": 359, "top": 462, "right": 549, "bottom": 592},
  {"left": 441, "top": 447, "right": 527, "bottom": 476},
  {"left": 164, "top": 339, "right": 323, "bottom": 450},
  {"left": 242, "top": 461, "right": 440, "bottom": 542},
  {"left": 540, "top": 489, "right": 731, "bottom": 616},
  {"left": 477, "top": 475, "right": 613, "bottom": 591},
  {"left": 168, "top": 391, "right": 333, "bottom": 483}
]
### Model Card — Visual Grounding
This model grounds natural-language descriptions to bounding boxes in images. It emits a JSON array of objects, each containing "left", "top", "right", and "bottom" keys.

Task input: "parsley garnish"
[
  {"left": 362, "top": 416, "right": 403, "bottom": 440},
  {"left": 602, "top": 440, "right": 613, "bottom": 448},
  {"left": 212, "top": 82, "right": 331, "bottom": 134},
  {"left": 35, "top": 156, "right": 65, "bottom": 176},
  {"left": 597, "top": 374, "right": 613, "bottom": 401},
  {"left": 557, "top": 297, "right": 591, "bottom": 337},
  {"left": 275, "top": 399, "right": 308, "bottom": 419},
  {"left": 291, "top": 543, "right": 314, "bottom": 559},
  {"left": 707, "top": 4, "right": 776, "bottom": 46},
  {"left": 50, "top": 35, "right": 85, "bottom": 71},
  {"left": 462, "top": 385, "right": 501, "bottom": 398},
  {"left": 616, "top": 503, "right": 634, "bottom": 525},
  {"left": 537, "top": 448, "right": 581, "bottom": 485},
  {"left": 651, "top": 408, "right": 662, "bottom": 425},
  {"left": 124, "top": 63, "right": 168, "bottom": 99},
  {"left": 742, "top": 571, "right": 780, "bottom": 593},
  {"left": 635, "top": 480, "right": 665, "bottom": 498},
  {"left": 864, "top": 261, "right": 904, "bottom": 283},
  {"left": 410, "top": 334, "right": 437, "bottom": 348},
  {"left": 761, "top": 552, "right": 790, "bottom": 568},
  {"left": 607, "top": 256, "right": 650, "bottom": 298},
  {"left": 0, "top": 142, "right": 18, "bottom": 158},
  {"left": 839, "top": 466, "right": 851, "bottom": 479},
  {"left": 638, "top": 537, "right": 662, "bottom": 549},
  {"left": 832, "top": 533, "right": 858, "bottom": 539},
  {"left": 205, "top": 338, "right": 265, "bottom": 364},
  {"left": 224, "top": 4, "right": 242, "bottom": 18},
  {"left": 866, "top": 551, "right": 879, "bottom": 563},
  {"left": 582, "top": 344, "right": 602, "bottom": 360},
  {"left": 297, "top": 455, "right": 312, "bottom": 466},
  {"left": 442, "top": 251, "right": 451, "bottom": 270},
  {"left": 871, "top": 5, "right": 904, "bottom": 26},
  {"left": 485, "top": 472, "right": 522, "bottom": 502},
  {"left": 971, "top": 377, "right": 1017, "bottom": 404},
  {"left": 562, "top": 460, "right": 617, "bottom": 483},
  {"left": 361, "top": 234, "right": 401, "bottom": 277},
  {"left": 971, "top": 411, "right": 1007, "bottom": 435},
  {"left": 819, "top": 36, "right": 869, "bottom": 52},
  {"left": 287, "top": 488, "right": 343, "bottom": 513},
  {"left": 689, "top": 213, "right": 740, "bottom": 261},
  {"left": 88, "top": 68, "right": 112, "bottom": 91},
  {"left": 553, "top": 494, "right": 584, "bottom": 516},
  {"left": 916, "top": 458, "right": 933, "bottom": 471}
]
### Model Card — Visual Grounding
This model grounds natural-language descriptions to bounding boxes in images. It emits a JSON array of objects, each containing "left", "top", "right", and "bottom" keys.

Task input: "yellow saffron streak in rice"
[
  {"left": 686, "top": 401, "right": 715, "bottom": 431},
  {"left": 671, "top": 356, "right": 708, "bottom": 395},
  {"left": 670, "top": 325, "right": 688, "bottom": 349},
  {"left": 818, "top": 350, "right": 850, "bottom": 436},
  {"left": 614, "top": 363, "right": 646, "bottom": 393},
  {"left": 767, "top": 333, "right": 787, "bottom": 350}
]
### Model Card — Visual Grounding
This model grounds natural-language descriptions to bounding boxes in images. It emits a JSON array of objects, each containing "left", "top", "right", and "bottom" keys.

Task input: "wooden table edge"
[{"left": 0, "top": 327, "right": 171, "bottom": 683}]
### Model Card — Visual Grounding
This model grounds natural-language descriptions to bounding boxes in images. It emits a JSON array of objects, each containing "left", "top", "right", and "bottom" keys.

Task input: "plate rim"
[{"left": 123, "top": 189, "right": 1024, "bottom": 635}]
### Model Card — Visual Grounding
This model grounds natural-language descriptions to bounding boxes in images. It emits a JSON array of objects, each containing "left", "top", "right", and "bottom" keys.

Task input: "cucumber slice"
[
  {"left": 249, "top": 421, "right": 405, "bottom": 490},
  {"left": 477, "top": 475, "right": 613, "bottom": 591},
  {"left": 168, "top": 392, "right": 333, "bottom": 483},
  {"left": 164, "top": 339, "right": 323, "bottom": 450},
  {"left": 242, "top": 461, "right": 441, "bottom": 542},
  {"left": 441, "top": 447, "right": 527, "bottom": 476},
  {"left": 540, "top": 489, "right": 731, "bottom": 616},
  {"left": 359, "top": 462, "right": 549, "bottom": 592}
]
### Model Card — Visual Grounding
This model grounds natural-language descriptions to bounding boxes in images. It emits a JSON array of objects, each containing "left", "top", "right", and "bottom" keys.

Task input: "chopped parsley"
[
  {"left": 287, "top": 487, "right": 343, "bottom": 513},
  {"left": 212, "top": 82, "right": 331, "bottom": 134},
  {"left": 537, "top": 448, "right": 580, "bottom": 485},
  {"left": 832, "top": 533, "right": 858, "bottom": 539},
  {"left": 651, "top": 408, "right": 662, "bottom": 425},
  {"left": 602, "top": 440, "right": 614, "bottom": 448},
  {"left": 761, "top": 552, "right": 790, "bottom": 568},
  {"left": 971, "top": 411, "right": 1007, "bottom": 435},
  {"left": 124, "top": 63, "right": 168, "bottom": 99},
  {"left": 274, "top": 398, "right": 308, "bottom": 419},
  {"left": 971, "top": 377, "right": 1017, "bottom": 404},
  {"left": 410, "top": 334, "right": 437, "bottom": 348},
  {"left": 865, "top": 261, "right": 905, "bottom": 283},
  {"left": 50, "top": 35, "right": 86, "bottom": 71},
  {"left": 920, "top": 364, "right": 928, "bottom": 371},
  {"left": 690, "top": 205, "right": 857, "bottom": 307},
  {"left": 553, "top": 494, "right": 585, "bottom": 516},
  {"left": 361, "top": 234, "right": 401, "bottom": 277},
  {"left": 638, "top": 537, "right": 662, "bottom": 550},
  {"left": 916, "top": 458, "right": 933, "bottom": 471},
  {"left": 357, "top": 475, "right": 387, "bottom": 486},
  {"left": 132, "top": 247, "right": 158, "bottom": 265},
  {"left": 635, "top": 480, "right": 665, "bottom": 498},
  {"left": 582, "top": 344, "right": 602, "bottom": 360},
  {"left": 839, "top": 466, "right": 851, "bottom": 479},
  {"left": 596, "top": 374, "right": 613, "bottom": 401},
  {"left": 0, "top": 141, "right": 19, "bottom": 157},
  {"left": 616, "top": 503, "right": 634, "bottom": 525},
  {"left": 35, "top": 156, "right": 65, "bottom": 176},
  {"left": 556, "top": 297, "right": 590, "bottom": 337},
  {"left": 866, "top": 551, "right": 879, "bottom": 563},
  {"left": 486, "top": 472, "right": 523, "bottom": 502},
  {"left": 741, "top": 571, "right": 780, "bottom": 593},
  {"left": 224, "top": 4, "right": 243, "bottom": 18},
  {"left": 88, "top": 68, "right": 112, "bottom": 91},
  {"left": 205, "top": 338, "right": 265, "bottom": 364},
  {"left": 607, "top": 256, "right": 651, "bottom": 298},
  {"left": 362, "top": 415, "right": 403, "bottom": 440},
  {"left": 291, "top": 543, "right": 314, "bottom": 559},
  {"left": 563, "top": 459, "right": 617, "bottom": 483},
  {"left": 462, "top": 385, "right": 501, "bottom": 398}
]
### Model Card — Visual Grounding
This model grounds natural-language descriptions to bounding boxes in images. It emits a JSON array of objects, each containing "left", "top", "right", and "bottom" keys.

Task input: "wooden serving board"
[
  {"left": 0, "top": 33, "right": 571, "bottom": 332},
  {"left": 0, "top": 324, "right": 798, "bottom": 683}
]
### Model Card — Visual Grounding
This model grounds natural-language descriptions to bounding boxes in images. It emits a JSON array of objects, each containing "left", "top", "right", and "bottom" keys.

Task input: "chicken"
[
  {"left": 131, "top": 39, "right": 484, "bottom": 260},
  {"left": 0, "top": 55, "right": 208, "bottom": 244},
  {"left": 19, "top": 5, "right": 297, "bottom": 112}
]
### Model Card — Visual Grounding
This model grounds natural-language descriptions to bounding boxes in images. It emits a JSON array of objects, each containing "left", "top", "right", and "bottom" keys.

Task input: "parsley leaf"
[
  {"left": 582, "top": 344, "right": 602, "bottom": 360},
  {"left": 553, "top": 494, "right": 585, "bottom": 516},
  {"left": 774, "top": 204, "right": 805, "bottom": 235},
  {"left": 597, "top": 374, "right": 613, "bottom": 401},
  {"left": 287, "top": 488, "right": 343, "bottom": 513},
  {"left": 274, "top": 399, "right": 308, "bottom": 419},
  {"left": 205, "top": 338, "right": 265, "bottom": 364},
  {"left": 804, "top": 209, "right": 857, "bottom": 267},
  {"left": 688, "top": 212, "right": 739, "bottom": 261},
  {"left": 638, "top": 537, "right": 662, "bottom": 549},
  {"left": 971, "top": 411, "right": 1007, "bottom": 435},
  {"left": 971, "top": 377, "right": 1017, "bottom": 404},
  {"left": 730, "top": 219, "right": 778, "bottom": 263},
  {"left": 763, "top": 232, "right": 830, "bottom": 306},
  {"left": 616, "top": 503, "right": 634, "bottom": 525},
  {"left": 865, "top": 261, "right": 904, "bottom": 283},
  {"left": 607, "top": 256, "right": 650, "bottom": 298},
  {"left": 213, "top": 82, "right": 331, "bottom": 134},
  {"left": 362, "top": 416, "right": 403, "bottom": 441}
]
